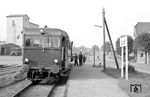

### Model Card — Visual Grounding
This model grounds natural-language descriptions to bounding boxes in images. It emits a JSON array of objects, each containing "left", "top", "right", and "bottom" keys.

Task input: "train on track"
[{"left": 22, "top": 27, "right": 73, "bottom": 83}]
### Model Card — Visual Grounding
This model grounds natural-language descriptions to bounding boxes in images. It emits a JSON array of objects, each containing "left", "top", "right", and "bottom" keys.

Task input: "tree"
[
  {"left": 134, "top": 32, "right": 150, "bottom": 64},
  {"left": 101, "top": 41, "right": 112, "bottom": 54},
  {"left": 92, "top": 45, "right": 100, "bottom": 51},
  {"left": 116, "top": 35, "right": 134, "bottom": 56}
]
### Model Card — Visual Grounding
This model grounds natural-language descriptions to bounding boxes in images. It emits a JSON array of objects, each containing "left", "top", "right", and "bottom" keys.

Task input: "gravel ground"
[
  {"left": 0, "top": 79, "right": 31, "bottom": 97},
  {"left": 0, "top": 66, "right": 24, "bottom": 88},
  {"left": 0, "top": 56, "right": 22, "bottom": 66},
  {"left": 51, "top": 85, "right": 66, "bottom": 97},
  {"left": 67, "top": 63, "right": 128, "bottom": 97}
]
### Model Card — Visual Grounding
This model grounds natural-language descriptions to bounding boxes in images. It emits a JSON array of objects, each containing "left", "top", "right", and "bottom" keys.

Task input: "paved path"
[{"left": 67, "top": 63, "right": 129, "bottom": 97}]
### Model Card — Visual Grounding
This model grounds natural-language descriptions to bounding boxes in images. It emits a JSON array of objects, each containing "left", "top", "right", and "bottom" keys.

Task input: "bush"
[
  {"left": 123, "top": 64, "right": 136, "bottom": 73},
  {"left": 128, "top": 56, "right": 135, "bottom": 61}
]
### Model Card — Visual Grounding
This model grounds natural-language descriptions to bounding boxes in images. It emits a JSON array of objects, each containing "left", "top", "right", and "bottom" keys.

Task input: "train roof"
[{"left": 23, "top": 28, "right": 69, "bottom": 37}]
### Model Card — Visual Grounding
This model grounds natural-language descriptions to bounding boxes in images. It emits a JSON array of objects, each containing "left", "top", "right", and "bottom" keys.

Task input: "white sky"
[{"left": 0, "top": 0, "right": 150, "bottom": 48}]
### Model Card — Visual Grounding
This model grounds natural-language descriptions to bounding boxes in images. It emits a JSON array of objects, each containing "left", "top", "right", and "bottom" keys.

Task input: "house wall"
[
  {"left": 134, "top": 22, "right": 150, "bottom": 64},
  {"left": 6, "top": 15, "right": 39, "bottom": 47},
  {"left": 137, "top": 51, "right": 145, "bottom": 64},
  {"left": 135, "top": 22, "right": 150, "bottom": 37},
  {"left": 7, "top": 17, "right": 23, "bottom": 46}
]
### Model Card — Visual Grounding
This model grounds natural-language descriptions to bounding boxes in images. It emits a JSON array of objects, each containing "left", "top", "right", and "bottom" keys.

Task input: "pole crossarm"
[{"left": 104, "top": 17, "right": 119, "bottom": 69}]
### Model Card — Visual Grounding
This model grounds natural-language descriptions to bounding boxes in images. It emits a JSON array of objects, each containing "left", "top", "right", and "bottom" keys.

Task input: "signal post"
[{"left": 120, "top": 36, "right": 128, "bottom": 80}]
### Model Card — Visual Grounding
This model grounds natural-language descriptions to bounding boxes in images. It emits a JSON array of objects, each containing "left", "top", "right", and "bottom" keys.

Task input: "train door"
[
  {"left": 62, "top": 36, "right": 66, "bottom": 70},
  {"left": 65, "top": 44, "right": 68, "bottom": 68}
]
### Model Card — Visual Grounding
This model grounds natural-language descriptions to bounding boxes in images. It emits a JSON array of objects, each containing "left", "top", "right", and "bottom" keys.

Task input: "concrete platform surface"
[{"left": 66, "top": 63, "right": 129, "bottom": 97}]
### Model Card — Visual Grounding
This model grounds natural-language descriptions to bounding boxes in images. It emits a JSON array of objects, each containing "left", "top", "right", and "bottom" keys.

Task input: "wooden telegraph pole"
[
  {"left": 71, "top": 42, "right": 73, "bottom": 62},
  {"left": 104, "top": 18, "right": 119, "bottom": 69},
  {"left": 93, "top": 48, "right": 95, "bottom": 66},
  {"left": 102, "top": 8, "right": 106, "bottom": 71}
]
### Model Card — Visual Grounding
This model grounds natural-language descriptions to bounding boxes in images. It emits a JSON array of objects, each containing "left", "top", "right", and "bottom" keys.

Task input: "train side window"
[
  {"left": 33, "top": 37, "right": 42, "bottom": 47},
  {"left": 43, "top": 37, "right": 51, "bottom": 47},
  {"left": 25, "top": 36, "right": 32, "bottom": 47},
  {"left": 52, "top": 37, "right": 60, "bottom": 48}
]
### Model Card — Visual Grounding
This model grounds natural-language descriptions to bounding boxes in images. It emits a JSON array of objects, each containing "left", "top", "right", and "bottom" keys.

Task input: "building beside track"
[
  {"left": 6, "top": 14, "right": 39, "bottom": 47},
  {"left": 0, "top": 43, "right": 21, "bottom": 55},
  {"left": 134, "top": 22, "right": 150, "bottom": 64}
]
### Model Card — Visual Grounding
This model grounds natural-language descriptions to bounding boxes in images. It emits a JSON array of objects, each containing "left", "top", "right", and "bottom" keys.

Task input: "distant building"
[
  {"left": 134, "top": 22, "right": 150, "bottom": 64},
  {"left": 134, "top": 22, "right": 150, "bottom": 37},
  {"left": 0, "top": 43, "right": 21, "bottom": 55},
  {"left": 6, "top": 14, "right": 39, "bottom": 47}
]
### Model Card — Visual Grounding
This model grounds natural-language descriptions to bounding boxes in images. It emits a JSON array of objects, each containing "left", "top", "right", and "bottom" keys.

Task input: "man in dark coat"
[
  {"left": 83, "top": 54, "right": 86, "bottom": 64},
  {"left": 74, "top": 53, "right": 78, "bottom": 66},
  {"left": 79, "top": 52, "right": 83, "bottom": 66}
]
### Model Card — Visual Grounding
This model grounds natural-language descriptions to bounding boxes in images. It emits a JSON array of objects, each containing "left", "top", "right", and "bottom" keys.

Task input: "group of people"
[{"left": 74, "top": 52, "right": 86, "bottom": 66}]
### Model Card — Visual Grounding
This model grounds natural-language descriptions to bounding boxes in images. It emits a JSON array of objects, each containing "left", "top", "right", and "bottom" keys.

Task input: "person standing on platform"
[
  {"left": 83, "top": 54, "right": 86, "bottom": 65},
  {"left": 79, "top": 52, "right": 83, "bottom": 66},
  {"left": 74, "top": 53, "right": 78, "bottom": 66}
]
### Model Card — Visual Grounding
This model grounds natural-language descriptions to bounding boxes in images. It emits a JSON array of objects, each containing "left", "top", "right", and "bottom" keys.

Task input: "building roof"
[
  {"left": 134, "top": 22, "right": 150, "bottom": 36},
  {"left": 7, "top": 14, "right": 39, "bottom": 27},
  {"left": 28, "top": 22, "right": 39, "bottom": 27},
  {"left": 0, "top": 43, "right": 21, "bottom": 48},
  {"left": 6, "top": 14, "right": 30, "bottom": 20},
  {"left": 135, "top": 22, "right": 150, "bottom": 27}
]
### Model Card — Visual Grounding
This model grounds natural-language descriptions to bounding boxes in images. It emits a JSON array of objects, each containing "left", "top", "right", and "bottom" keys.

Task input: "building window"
[{"left": 25, "top": 36, "right": 32, "bottom": 47}]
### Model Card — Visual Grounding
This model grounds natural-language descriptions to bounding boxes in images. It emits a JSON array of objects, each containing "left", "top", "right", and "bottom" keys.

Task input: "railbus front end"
[{"left": 23, "top": 28, "right": 71, "bottom": 83}]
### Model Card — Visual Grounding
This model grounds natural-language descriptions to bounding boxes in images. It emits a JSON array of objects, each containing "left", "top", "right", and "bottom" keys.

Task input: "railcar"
[{"left": 22, "top": 27, "right": 72, "bottom": 82}]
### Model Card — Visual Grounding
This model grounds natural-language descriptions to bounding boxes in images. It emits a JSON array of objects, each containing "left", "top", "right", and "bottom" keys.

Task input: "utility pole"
[
  {"left": 102, "top": 8, "right": 106, "bottom": 71},
  {"left": 104, "top": 18, "right": 119, "bottom": 69},
  {"left": 93, "top": 48, "right": 95, "bottom": 66},
  {"left": 71, "top": 41, "right": 73, "bottom": 62}
]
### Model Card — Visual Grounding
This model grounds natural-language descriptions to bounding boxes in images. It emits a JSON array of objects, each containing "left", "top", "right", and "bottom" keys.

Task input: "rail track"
[
  {"left": 0, "top": 64, "right": 22, "bottom": 76},
  {"left": 0, "top": 64, "right": 21, "bottom": 70},
  {"left": 12, "top": 77, "right": 69, "bottom": 97},
  {"left": 12, "top": 69, "right": 70, "bottom": 97},
  {"left": 13, "top": 82, "right": 56, "bottom": 97}
]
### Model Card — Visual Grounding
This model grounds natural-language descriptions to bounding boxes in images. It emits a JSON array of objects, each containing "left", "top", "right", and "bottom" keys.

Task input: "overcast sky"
[{"left": 0, "top": 0, "right": 150, "bottom": 48}]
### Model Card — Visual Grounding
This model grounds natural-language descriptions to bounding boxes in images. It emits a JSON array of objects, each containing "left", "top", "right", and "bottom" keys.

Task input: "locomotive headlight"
[
  {"left": 54, "top": 59, "right": 58, "bottom": 63},
  {"left": 25, "top": 58, "right": 29, "bottom": 62}
]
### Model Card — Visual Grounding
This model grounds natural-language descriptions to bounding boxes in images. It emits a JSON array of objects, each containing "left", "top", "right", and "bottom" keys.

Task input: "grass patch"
[{"left": 104, "top": 67, "right": 150, "bottom": 97}]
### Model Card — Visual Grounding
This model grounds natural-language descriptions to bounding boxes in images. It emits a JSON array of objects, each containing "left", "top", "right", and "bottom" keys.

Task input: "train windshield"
[{"left": 25, "top": 36, "right": 60, "bottom": 48}]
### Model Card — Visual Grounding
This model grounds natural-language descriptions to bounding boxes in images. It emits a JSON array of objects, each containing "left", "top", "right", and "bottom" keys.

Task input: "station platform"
[{"left": 66, "top": 63, "right": 129, "bottom": 97}]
